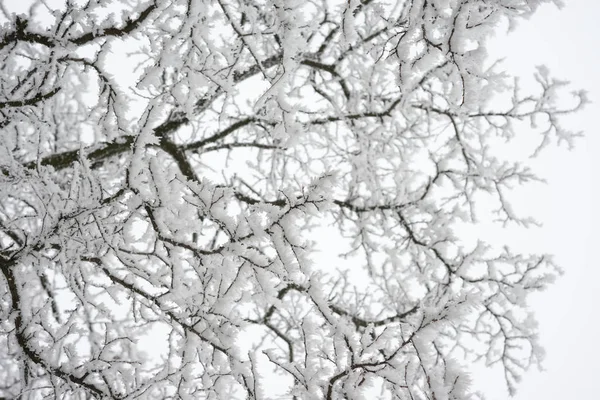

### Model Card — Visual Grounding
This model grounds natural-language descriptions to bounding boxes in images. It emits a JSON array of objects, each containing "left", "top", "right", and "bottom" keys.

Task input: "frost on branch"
[{"left": 0, "top": 0, "right": 584, "bottom": 399}]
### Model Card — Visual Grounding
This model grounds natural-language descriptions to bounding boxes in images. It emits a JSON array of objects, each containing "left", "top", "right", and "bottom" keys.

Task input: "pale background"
[{"left": 475, "top": 0, "right": 599, "bottom": 398}]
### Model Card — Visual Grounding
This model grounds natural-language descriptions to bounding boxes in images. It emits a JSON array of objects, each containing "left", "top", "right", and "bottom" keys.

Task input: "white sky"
[{"left": 474, "top": 1, "right": 599, "bottom": 398}]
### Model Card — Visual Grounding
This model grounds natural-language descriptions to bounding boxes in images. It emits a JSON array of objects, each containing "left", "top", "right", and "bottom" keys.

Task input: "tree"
[{"left": 0, "top": 0, "right": 586, "bottom": 398}]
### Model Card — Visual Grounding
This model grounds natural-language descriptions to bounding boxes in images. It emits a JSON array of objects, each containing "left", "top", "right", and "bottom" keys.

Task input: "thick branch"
[
  {"left": 329, "top": 303, "right": 419, "bottom": 328},
  {"left": 0, "top": 3, "right": 156, "bottom": 50},
  {"left": 0, "top": 260, "right": 108, "bottom": 398},
  {"left": 71, "top": 3, "right": 158, "bottom": 45},
  {"left": 0, "top": 87, "right": 60, "bottom": 110},
  {"left": 24, "top": 136, "right": 135, "bottom": 170}
]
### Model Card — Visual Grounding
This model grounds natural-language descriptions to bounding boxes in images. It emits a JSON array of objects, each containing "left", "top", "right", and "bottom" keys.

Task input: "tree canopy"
[{"left": 0, "top": 0, "right": 585, "bottom": 399}]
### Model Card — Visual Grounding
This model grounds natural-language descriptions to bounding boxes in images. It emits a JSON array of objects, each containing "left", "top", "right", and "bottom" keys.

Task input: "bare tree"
[{"left": 0, "top": 0, "right": 586, "bottom": 399}]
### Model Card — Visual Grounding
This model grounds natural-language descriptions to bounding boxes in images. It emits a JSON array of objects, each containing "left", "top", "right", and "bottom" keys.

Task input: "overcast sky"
[{"left": 473, "top": 1, "right": 599, "bottom": 399}]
